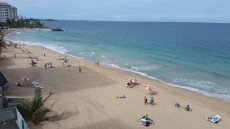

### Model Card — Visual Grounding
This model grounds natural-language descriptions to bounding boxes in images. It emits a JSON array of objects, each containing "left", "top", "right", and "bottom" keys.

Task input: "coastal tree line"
[{"left": 0, "top": 19, "right": 44, "bottom": 28}]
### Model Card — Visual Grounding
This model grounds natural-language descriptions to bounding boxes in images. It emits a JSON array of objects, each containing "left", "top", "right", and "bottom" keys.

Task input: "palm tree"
[
  {"left": 0, "top": 32, "right": 7, "bottom": 57},
  {"left": 19, "top": 88, "right": 52, "bottom": 124}
]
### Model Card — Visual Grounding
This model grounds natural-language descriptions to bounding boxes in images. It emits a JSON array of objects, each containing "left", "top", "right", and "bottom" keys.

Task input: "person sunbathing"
[
  {"left": 139, "top": 116, "right": 149, "bottom": 124},
  {"left": 139, "top": 115, "right": 153, "bottom": 126},
  {"left": 207, "top": 115, "right": 213, "bottom": 120},
  {"left": 175, "top": 102, "right": 180, "bottom": 107},
  {"left": 145, "top": 120, "right": 153, "bottom": 127},
  {"left": 17, "top": 82, "right": 22, "bottom": 87},
  {"left": 116, "top": 95, "right": 126, "bottom": 99}
]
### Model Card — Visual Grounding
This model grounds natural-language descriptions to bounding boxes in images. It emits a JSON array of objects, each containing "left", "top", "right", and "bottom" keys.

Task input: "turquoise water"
[{"left": 5, "top": 21, "right": 230, "bottom": 102}]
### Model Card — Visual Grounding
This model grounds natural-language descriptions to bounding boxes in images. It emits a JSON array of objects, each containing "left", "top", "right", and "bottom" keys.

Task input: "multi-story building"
[
  {"left": 0, "top": 2, "right": 10, "bottom": 22},
  {"left": 0, "top": 2, "right": 18, "bottom": 22},
  {"left": 10, "top": 6, "right": 17, "bottom": 21}
]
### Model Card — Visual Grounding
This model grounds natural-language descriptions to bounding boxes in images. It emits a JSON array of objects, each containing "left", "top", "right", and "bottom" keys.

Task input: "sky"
[{"left": 5, "top": 0, "right": 230, "bottom": 23}]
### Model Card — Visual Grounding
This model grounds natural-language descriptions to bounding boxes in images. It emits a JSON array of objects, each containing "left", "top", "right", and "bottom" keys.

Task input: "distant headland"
[{"left": 42, "top": 19, "right": 58, "bottom": 21}]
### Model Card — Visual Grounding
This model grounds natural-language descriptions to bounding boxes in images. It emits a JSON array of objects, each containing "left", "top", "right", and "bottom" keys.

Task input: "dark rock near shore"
[{"left": 51, "top": 28, "right": 64, "bottom": 31}]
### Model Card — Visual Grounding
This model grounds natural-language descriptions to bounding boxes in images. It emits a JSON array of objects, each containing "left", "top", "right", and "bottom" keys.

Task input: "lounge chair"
[
  {"left": 30, "top": 56, "right": 37, "bottom": 59},
  {"left": 125, "top": 84, "right": 134, "bottom": 88},
  {"left": 147, "top": 90, "right": 154, "bottom": 95},
  {"left": 15, "top": 82, "right": 23, "bottom": 86},
  {"left": 208, "top": 115, "right": 221, "bottom": 123}
]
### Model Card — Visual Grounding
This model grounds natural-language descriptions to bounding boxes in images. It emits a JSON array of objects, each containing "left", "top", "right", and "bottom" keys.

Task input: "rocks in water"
[{"left": 51, "top": 28, "right": 64, "bottom": 31}]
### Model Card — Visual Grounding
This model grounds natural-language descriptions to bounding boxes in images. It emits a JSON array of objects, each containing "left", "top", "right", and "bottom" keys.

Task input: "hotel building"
[{"left": 0, "top": 2, "right": 18, "bottom": 22}]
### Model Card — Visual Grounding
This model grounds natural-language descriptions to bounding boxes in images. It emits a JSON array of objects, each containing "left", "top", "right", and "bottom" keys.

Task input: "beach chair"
[
  {"left": 146, "top": 90, "right": 154, "bottom": 95},
  {"left": 15, "top": 82, "right": 23, "bottom": 86},
  {"left": 209, "top": 115, "right": 221, "bottom": 123}
]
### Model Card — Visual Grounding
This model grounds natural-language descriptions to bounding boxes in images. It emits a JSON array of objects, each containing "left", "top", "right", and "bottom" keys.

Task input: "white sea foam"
[
  {"left": 16, "top": 32, "right": 21, "bottom": 34},
  {"left": 162, "top": 81, "right": 230, "bottom": 103},
  {"left": 5, "top": 33, "right": 230, "bottom": 103},
  {"left": 131, "top": 65, "right": 162, "bottom": 71},
  {"left": 102, "top": 55, "right": 105, "bottom": 57},
  {"left": 173, "top": 79, "right": 218, "bottom": 90},
  {"left": 103, "top": 63, "right": 230, "bottom": 103},
  {"left": 7, "top": 39, "right": 69, "bottom": 55}
]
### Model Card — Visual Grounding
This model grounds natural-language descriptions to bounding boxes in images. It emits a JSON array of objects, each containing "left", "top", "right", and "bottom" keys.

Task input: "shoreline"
[
  {"left": 3, "top": 35, "right": 230, "bottom": 113},
  {"left": 4, "top": 32, "right": 230, "bottom": 103},
  {"left": 5, "top": 31, "right": 230, "bottom": 103},
  {"left": 2, "top": 32, "right": 230, "bottom": 128},
  {"left": 5, "top": 39, "right": 230, "bottom": 114}
]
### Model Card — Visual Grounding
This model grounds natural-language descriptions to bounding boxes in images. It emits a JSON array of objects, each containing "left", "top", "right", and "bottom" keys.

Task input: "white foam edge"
[{"left": 102, "top": 63, "right": 230, "bottom": 103}]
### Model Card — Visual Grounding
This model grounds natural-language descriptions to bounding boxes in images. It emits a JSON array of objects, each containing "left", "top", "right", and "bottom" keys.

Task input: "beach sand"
[{"left": 1, "top": 41, "right": 230, "bottom": 129}]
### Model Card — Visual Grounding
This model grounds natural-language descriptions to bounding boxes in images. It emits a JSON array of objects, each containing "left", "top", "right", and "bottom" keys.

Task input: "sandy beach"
[{"left": 1, "top": 40, "right": 230, "bottom": 129}]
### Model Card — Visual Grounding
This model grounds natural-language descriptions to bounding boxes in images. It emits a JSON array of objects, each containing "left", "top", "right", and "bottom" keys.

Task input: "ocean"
[{"left": 5, "top": 21, "right": 230, "bottom": 102}]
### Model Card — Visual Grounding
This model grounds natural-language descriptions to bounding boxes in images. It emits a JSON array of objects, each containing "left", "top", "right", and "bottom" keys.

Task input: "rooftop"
[
  {"left": 10, "top": 6, "right": 16, "bottom": 9},
  {"left": 0, "top": 72, "right": 8, "bottom": 87},
  {"left": 0, "top": 2, "right": 9, "bottom": 5},
  {"left": 0, "top": 122, "right": 19, "bottom": 129}
]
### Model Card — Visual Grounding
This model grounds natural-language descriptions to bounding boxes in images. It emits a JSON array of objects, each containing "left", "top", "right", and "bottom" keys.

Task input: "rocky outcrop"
[{"left": 51, "top": 28, "right": 64, "bottom": 31}]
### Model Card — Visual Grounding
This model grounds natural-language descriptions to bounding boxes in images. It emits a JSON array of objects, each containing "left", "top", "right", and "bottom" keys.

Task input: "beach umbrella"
[
  {"left": 21, "top": 77, "right": 30, "bottom": 81},
  {"left": 128, "top": 78, "right": 137, "bottom": 83},
  {"left": 144, "top": 86, "right": 154, "bottom": 94}
]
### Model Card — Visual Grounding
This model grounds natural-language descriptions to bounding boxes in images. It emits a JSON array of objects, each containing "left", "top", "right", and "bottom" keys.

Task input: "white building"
[
  {"left": 0, "top": 2, "right": 10, "bottom": 22},
  {"left": 0, "top": 2, "right": 18, "bottom": 22},
  {"left": 19, "top": 15, "right": 26, "bottom": 20},
  {"left": 10, "top": 6, "right": 17, "bottom": 21}
]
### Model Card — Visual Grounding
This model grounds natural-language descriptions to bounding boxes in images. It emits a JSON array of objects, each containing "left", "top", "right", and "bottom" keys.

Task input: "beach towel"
[
  {"left": 206, "top": 115, "right": 221, "bottom": 123},
  {"left": 210, "top": 115, "right": 221, "bottom": 123}
]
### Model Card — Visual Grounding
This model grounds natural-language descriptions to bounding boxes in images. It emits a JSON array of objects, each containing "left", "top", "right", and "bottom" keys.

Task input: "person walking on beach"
[
  {"left": 14, "top": 54, "right": 16, "bottom": 58},
  {"left": 44, "top": 63, "right": 47, "bottom": 69},
  {"left": 144, "top": 96, "right": 148, "bottom": 104},
  {"left": 79, "top": 67, "right": 81, "bottom": 73},
  {"left": 98, "top": 62, "right": 99, "bottom": 66},
  {"left": 44, "top": 53, "right": 45, "bottom": 57}
]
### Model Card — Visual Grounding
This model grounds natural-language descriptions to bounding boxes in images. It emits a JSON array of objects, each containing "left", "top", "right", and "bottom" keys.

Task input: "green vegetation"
[
  {"left": 0, "top": 31, "right": 7, "bottom": 57},
  {"left": 43, "top": 19, "right": 58, "bottom": 21},
  {"left": 17, "top": 88, "right": 52, "bottom": 124},
  {"left": 0, "top": 19, "right": 44, "bottom": 28}
]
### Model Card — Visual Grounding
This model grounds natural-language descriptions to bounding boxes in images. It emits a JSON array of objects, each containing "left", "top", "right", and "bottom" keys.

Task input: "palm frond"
[
  {"left": 18, "top": 88, "right": 52, "bottom": 124},
  {"left": 41, "top": 92, "right": 53, "bottom": 105}
]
